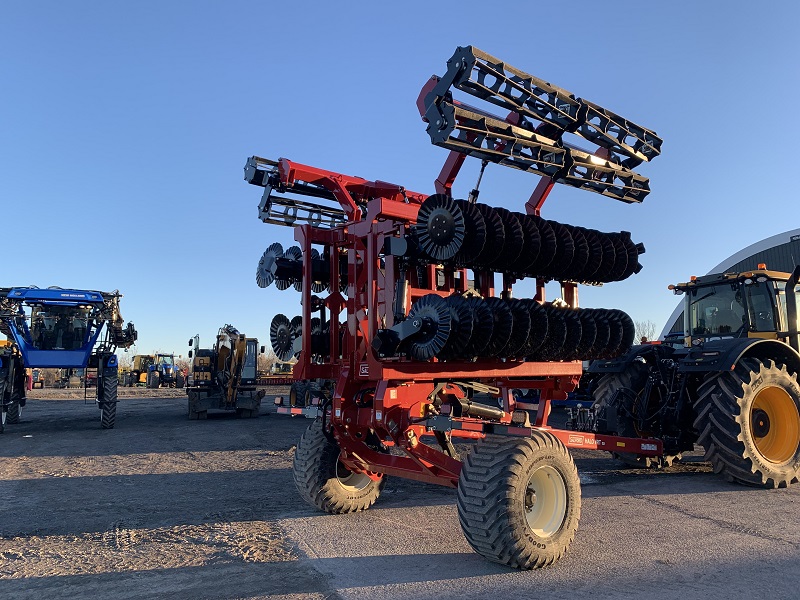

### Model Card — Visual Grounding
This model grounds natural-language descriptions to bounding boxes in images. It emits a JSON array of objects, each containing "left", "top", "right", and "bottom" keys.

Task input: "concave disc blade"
[
  {"left": 310, "top": 248, "right": 327, "bottom": 293},
  {"left": 590, "top": 231, "right": 617, "bottom": 283},
  {"left": 413, "top": 194, "right": 466, "bottom": 262},
  {"left": 523, "top": 299, "right": 549, "bottom": 357},
  {"left": 543, "top": 221, "right": 575, "bottom": 279},
  {"left": 562, "top": 225, "right": 589, "bottom": 282},
  {"left": 574, "top": 228, "right": 603, "bottom": 283},
  {"left": 514, "top": 212, "right": 541, "bottom": 275},
  {"left": 504, "top": 298, "right": 532, "bottom": 358},
  {"left": 532, "top": 304, "right": 567, "bottom": 361},
  {"left": 619, "top": 232, "right": 642, "bottom": 280},
  {"left": 474, "top": 204, "right": 505, "bottom": 269},
  {"left": 463, "top": 296, "right": 494, "bottom": 357},
  {"left": 553, "top": 308, "right": 582, "bottom": 361},
  {"left": 269, "top": 314, "right": 295, "bottom": 362},
  {"left": 574, "top": 308, "right": 598, "bottom": 360},
  {"left": 526, "top": 215, "right": 557, "bottom": 276},
  {"left": 407, "top": 294, "right": 451, "bottom": 361},
  {"left": 601, "top": 309, "right": 623, "bottom": 358},
  {"left": 584, "top": 308, "right": 611, "bottom": 359},
  {"left": 609, "top": 309, "right": 635, "bottom": 356},
  {"left": 256, "top": 242, "right": 283, "bottom": 288},
  {"left": 453, "top": 200, "right": 487, "bottom": 266},
  {"left": 494, "top": 208, "right": 524, "bottom": 271},
  {"left": 437, "top": 294, "right": 474, "bottom": 361},
  {"left": 484, "top": 297, "right": 513, "bottom": 357},
  {"left": 606, "top": 234, "right": 629, "bottom": 282},
  {"left": 283, "top": 246, "right": 303, "bottom": 292}
]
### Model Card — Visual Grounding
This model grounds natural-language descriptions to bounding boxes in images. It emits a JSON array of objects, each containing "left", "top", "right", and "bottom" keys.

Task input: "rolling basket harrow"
[{"left": 245, "top": 46, "right": 663, "bottom": 568}]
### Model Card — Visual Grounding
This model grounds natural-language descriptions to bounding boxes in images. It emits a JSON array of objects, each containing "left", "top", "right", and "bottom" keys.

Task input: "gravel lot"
[{"left": 1, "top": 389, "right": 798, "bottom": 600}]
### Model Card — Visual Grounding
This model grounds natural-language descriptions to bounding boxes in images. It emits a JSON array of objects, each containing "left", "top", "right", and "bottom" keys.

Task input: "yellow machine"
[{"left": 186, "top": 325, "right": 265, "bottom": 419}]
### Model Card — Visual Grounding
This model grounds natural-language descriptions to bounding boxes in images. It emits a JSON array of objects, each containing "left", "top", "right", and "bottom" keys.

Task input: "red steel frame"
[{"left": 271, "top": 152, "right": 662, "bottom": 488}]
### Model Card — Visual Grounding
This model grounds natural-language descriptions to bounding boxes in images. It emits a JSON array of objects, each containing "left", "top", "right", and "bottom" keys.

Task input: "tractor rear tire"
[
  {"left": 592, "top": 361, "right": 681, "bottom": 468},
  {"left": 293, "top": 419, "right": 385, "bottom": 514},
  {"left": 695, "top": 359, "right": 800, "bottom": 488},
  {"left": 457, "top": 432, "right": 581, "bottom": 569},
  {"left": 176, "top": 374, "right": 185, "bottom": 389}
]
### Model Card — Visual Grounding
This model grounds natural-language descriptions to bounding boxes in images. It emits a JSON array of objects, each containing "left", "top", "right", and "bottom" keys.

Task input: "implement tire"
[
  {"left": 695, "top": 358, "right": 800, "bottom": 488},
  {"left": 457, "top": 432, "right": 581, "bottom": 569},
  {"left": 592, "top": 361, "right": 681, "bottom": 468},
  {"left": 293, "top": 420, "right": 384, "bottom": 514}
]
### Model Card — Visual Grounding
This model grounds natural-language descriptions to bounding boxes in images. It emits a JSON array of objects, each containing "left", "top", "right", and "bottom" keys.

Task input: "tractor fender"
[
  {"left": 588, "top": 343, "right": 676, "bottom": 374},
  {"left": 677, "top": 337, "right": 800, "bottom": 375}
]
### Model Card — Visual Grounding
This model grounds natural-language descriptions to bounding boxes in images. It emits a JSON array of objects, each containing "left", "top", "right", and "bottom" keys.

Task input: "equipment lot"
[{"left": 1, "top": 391, "right": 798, "bottom": 600}]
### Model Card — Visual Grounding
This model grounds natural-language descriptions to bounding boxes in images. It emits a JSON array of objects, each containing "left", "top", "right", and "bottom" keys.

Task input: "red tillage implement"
[{"left": 246, "top": 45, "right": 662, "bottom": 568}]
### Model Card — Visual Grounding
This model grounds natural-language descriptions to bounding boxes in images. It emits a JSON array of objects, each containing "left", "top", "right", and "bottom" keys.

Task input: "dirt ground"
[{"left": 1, "top": 389, "right": 798, "bottom": 600}]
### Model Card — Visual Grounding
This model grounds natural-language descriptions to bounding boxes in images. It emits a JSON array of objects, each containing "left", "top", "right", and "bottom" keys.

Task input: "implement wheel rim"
[
  {"left": 752, "top": 385, "right": 800, "bottom": 464},
  {"left": 336, "top": 454, "right": 373, "bottom": 492},
  {"left": 524, "top": 465, "right": 568, "bottom": 537}
]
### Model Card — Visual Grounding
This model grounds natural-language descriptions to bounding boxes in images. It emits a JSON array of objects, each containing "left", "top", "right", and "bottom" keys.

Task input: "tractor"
[
  {"left": 586, "top": 265, "right": 800, "bottom": 488},
  {"left": 127, "top": 353, "right": 183, "bottom": 388},
  {"left": 185, "top": 324, "right": 265, "bottom": 419},
  {"left": 0, "top": 287, "right": 137, "bottom": 431},
  {"left": 247, "top": 46, "right": 666, "bottom": 568}
]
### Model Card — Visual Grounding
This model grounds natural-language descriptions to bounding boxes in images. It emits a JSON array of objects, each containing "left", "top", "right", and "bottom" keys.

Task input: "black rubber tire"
[
  {"left": 188, "top": 391, "right": 207, "bottom": 420},
  {"left": 147, "top": 371, "right": 159, "bottom": 389},
  {"left": 236, "top": 408, "right": 253, "bottom": 418},
  {"left": 290, "top": 382, "right": 307, "bottom": 407},
  {"left": 100, "top": 402, "right": 116, "bottom": 429},
  {"left": 6, "top": 401, "right": 22, "bottom": 424},
  {"left": 457, "top": 431, "right": 581, "bottom": 569},
  {"left": 176, "top": 374, "right": 185, "bottom": 389},
  {"left": 0, "top": 408, "right": 6, "bottom": 434},
  {"left": 100, "top": 372, "right": 118, "bottom": 429},
  {"left": 694, "top": 359, "right": 800, "bottom": 488},
  {"left": 592, "top": 361, "right": 681, "bottom": 468},
  {"left": 293, "top": 420, "right": 385, "bottom": 514}
]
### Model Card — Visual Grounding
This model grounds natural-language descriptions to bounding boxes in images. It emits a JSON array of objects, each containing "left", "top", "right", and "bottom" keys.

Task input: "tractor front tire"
[
  {"left": 147, "top": 372, "right": 160, "bottom": 389},
  {"left": 592, "top": 361, "right": 681, "bottom": 468},
  {"left": 100, "top": 402, "right": 117, "bottom": 429},
  {"left": 695, "top": 359, "right": 800, "bottom": 488},
  {"left": 6, "top": 401, "right": 22, "bottom": 425},
  {"left": 457, "top": 432, "right": 581, "bottom": 569},
  {"left": 293, "top": 420, "right": 385, "bottom": 514}
]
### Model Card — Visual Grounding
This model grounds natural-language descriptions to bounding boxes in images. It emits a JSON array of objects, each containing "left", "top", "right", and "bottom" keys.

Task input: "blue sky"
[{"left": 2, "top": 2, "right": 799, "bottom": 356}]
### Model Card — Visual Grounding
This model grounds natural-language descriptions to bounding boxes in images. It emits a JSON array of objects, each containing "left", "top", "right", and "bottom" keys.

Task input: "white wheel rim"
[
  {"left": 524, "top": 465, "right": 568, "bottom": 537},
  {"left": 336, "top": 454, "right": 372, "bottom": 492}
]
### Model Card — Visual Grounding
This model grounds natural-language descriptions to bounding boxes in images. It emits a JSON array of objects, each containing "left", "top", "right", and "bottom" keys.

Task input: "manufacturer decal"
[{"left": 359, "top": 363, "right": 369, "bottom": 376}]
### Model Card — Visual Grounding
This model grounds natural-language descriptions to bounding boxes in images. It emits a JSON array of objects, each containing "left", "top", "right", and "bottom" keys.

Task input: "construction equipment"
[
  {"left": 0, "top": 287, "right": 137, "bottom": 431},
  {"left": 31, "top": 368, "right": 44, "bottom": 389},
  {"left": 246, "top": 45, "right": 662, "bottom": 568},
  {"left": 585, "top": 266, "right": 800, "bottom": 487},
  {"left": 185, "top": 325, "right": 266, "bottom": 419}
]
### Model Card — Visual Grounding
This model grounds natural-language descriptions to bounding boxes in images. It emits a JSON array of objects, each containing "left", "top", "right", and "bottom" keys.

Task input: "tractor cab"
[
  {"left": 1, "top": 288, "right": 108, "bottom": 368},
  {"left": 671, "top": 266, "right": 800, "bottom": 350}
]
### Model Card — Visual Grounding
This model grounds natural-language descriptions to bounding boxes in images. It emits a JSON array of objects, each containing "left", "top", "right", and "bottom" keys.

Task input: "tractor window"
[
  {"left": 687, "top": 284, "right": 745, "bottom": 336},
  {"left": 29, "top": 305, "right": 92, "bottom": 350},
  {"left": 158, "top": 355, "right": 174, "bottom": 366},
  {"left": 744, "top": 281, "right": 777, "bottom": 332}
]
